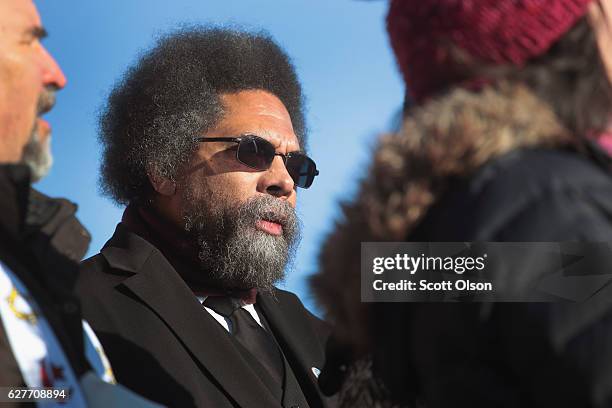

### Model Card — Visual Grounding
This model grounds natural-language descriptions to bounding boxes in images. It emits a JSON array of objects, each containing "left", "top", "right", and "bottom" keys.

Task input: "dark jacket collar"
[
  {"left": 0, "top": 164, "right": 90, "bottom": 263},
  {"left": 0, "top": 164, "right": 31, "bottom": 241},
  {"left": 100, "top": 222, "right": 154, "bottom": 273}
]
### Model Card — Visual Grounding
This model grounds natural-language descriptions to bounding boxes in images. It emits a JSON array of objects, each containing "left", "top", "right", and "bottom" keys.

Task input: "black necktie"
[{"left": 203, "top": 296, "right": 284, "bottom": 384}]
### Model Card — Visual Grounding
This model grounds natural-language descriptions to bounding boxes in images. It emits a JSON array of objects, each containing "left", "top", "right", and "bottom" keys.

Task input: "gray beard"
[
  {"left": 21, "top": 125, "right": 53, "bottom": 183},
  {"left": 183, "top": 192, "right": 301, "bottom": 292}
]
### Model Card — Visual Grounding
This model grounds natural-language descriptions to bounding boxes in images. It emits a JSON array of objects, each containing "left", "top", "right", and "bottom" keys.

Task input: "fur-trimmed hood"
[{"left": 311, "top": 81, "right": 580, "bottom": 353}]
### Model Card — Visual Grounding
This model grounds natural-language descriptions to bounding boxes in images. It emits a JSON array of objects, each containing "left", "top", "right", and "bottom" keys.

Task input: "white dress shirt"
[{"left": 197, "top": 296, "right": 264, "bottom": 332}]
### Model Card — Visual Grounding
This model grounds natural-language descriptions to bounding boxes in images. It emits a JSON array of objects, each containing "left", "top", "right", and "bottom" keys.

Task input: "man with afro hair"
[{"left": 78, "top": 26, "right": 330, "bottom": 408}]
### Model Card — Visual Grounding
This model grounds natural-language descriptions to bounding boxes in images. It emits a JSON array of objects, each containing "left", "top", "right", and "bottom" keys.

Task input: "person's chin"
[{"left": 21, "top": 130, "right": 53, "bottom": 182}]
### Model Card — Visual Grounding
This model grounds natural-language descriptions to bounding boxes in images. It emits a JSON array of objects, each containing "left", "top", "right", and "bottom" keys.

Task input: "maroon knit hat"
[{"left": 387, "top": 0, "right": 594, "bottom": 103}]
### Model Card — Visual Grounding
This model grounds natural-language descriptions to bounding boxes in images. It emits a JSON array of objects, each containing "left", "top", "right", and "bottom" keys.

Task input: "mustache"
[
  {"left": 240, "top": 196, "right": 297, "bottom": 231},
  {"left": 37, "top": 86, "right": 57, "bottom": 115}
]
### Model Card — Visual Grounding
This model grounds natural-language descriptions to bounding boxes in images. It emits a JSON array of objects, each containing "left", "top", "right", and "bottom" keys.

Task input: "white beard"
[{"left": 21, "top": 125, "right": 53, "bottom": 183}]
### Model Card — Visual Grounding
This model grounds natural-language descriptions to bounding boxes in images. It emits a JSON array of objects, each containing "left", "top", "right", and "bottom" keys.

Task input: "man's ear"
[{"left": 147, "top": 166, "right": 176, "bottom": 196}]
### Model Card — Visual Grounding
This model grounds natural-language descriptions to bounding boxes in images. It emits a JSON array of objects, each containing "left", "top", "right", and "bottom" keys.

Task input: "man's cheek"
[
  {"left": 224, "top": 172, "right": 260, "bottom": 198},
  {"left": 288, "top": 193, "right": 297, "bottom": 209}
]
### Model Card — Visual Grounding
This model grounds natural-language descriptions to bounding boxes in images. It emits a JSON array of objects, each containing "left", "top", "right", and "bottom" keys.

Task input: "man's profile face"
[
  {"left": 0, "top": 0, "right": 66, "bottom": 179},
  {"left": 173, "top": 90, "right": 302, "bottom": 290}
]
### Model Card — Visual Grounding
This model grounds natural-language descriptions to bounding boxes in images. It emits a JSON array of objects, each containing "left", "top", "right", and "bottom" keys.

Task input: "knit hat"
[{"left": 387, "top": 0, "right": 594, "bottom": 103}]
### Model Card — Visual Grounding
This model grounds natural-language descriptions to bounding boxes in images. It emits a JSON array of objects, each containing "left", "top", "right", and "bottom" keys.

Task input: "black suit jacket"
[{"left": 77, "top": 223, "right": 332, "bottom": 408}]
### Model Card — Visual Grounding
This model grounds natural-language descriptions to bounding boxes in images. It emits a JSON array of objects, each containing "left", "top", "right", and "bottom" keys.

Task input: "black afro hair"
[{"left": 99, "top": 26, "right": 306, "bottom": 205}]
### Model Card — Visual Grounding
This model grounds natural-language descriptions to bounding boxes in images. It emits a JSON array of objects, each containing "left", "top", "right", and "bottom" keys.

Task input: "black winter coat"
[
  {"left": 0, "top": 165, "right": 91, "bottom": 404},
  {"left": 373, "top": 148, "right": 612, "bottom": 408}
]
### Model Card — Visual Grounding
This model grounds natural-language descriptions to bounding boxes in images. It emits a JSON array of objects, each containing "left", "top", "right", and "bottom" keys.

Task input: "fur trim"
[{"left": 311, "top": 81, "right": 576, "bottom": 352}]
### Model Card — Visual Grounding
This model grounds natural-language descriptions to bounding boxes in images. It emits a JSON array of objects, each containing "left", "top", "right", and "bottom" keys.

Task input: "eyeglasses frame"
[{"left": 194, "top": 134, "right": 319, "bottom": 187}]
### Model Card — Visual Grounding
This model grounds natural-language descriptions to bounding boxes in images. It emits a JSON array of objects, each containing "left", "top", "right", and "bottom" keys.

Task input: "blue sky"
[{"left": 35, "top": 0, "right": 404, "bottom": 314}]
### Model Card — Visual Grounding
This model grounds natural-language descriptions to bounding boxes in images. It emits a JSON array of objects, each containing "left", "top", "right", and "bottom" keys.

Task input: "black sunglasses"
[{"left": 195, "top": 134, "right": 319, "bottom": 189}]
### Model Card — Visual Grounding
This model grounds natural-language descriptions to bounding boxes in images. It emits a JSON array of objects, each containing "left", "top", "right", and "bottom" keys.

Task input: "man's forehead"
[
  {"left": 217, "top": 90, "right": 300, "bottom": 149},
  {"left": 0, "top": 0, "right": 42, "bottom": 35},
  {"left": 244, "top": 127, "right": 301, "bottom": 150}
]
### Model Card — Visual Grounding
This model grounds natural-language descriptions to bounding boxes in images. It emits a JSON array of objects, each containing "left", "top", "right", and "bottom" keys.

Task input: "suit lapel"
[
  {"left": 258, "top": 292, "right": 325, "bottom": 408},
  {"left": 102, "top": 225, "right": 280, "bottom": 408}
]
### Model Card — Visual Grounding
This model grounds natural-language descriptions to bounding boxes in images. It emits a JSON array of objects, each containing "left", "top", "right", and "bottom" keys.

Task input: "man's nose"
[
  {"left": 258, "top": 155, "right": 295, "bottom": 201},
  {"left": 40, "top": 45, "right": 67, "bottom": 90}
]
